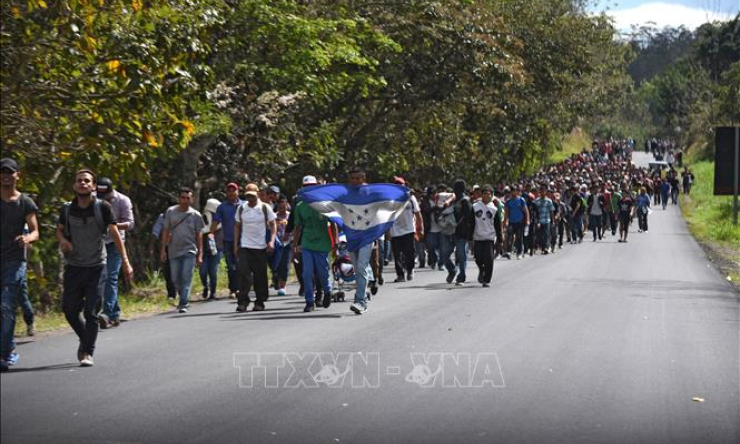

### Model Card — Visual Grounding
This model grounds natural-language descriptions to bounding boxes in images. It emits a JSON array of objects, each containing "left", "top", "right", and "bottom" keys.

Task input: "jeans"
[
  {"left": 538, "top": 222, "right": 551, "bottom": 250},
  {"left": 170, "top": 253, "right": 197, "bottom": 309},
  {"left": 237, "top": 248, "right": 269, "bottom": 307},
  {"left": 274, "top": 242, "right": 292, "bottom": 283},
  {"left": 302, "top": 249, "right": 331, "bottom": 305},
  {"left": 588, "top": 215, "right": 602, "bottom": 240},
  {"left": 391, "top": 233, "right": 415, "bottom": 277},
  {"left": 102, "top": 243, "right": 123, "bottom": 321},
  {"left": 425, "top": 231, "right": 443, "bottom": 268},
  {"left": 571, "top": 214, "right": 584, "bottom": 241},
  {"left": 415, "top": 238, "right": 427, "bottom": 268},
  {"left": 222, "top": 240, "right": 239, "bottom": 293},
  {"left": 473, "top": 240, "right": 494, "bottom": 284},
  {"left": 1, "top": 261, "right": 26, "bottom": 361},
  {"left": 350, "top": 243, "right": 374, "bottom": 309},
  {"left": 199, "top": 248, "right": 221, "bottom": 296},
  {"left": 442, "top": 236, "right": 468, "bottom": 282},
  {"left": 507, "top": 222, "right": 525, "bottom": 255},
  {"left": 62, "top": 265, "right": 105, "bottom": 356},
  {"left": 638, "top": 208, "right": 649, "bottom": 231}
]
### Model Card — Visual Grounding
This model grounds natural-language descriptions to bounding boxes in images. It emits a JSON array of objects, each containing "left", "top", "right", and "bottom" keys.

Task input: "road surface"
[{"left": 2, "top": 153, "right": 738, "bottom": 444}]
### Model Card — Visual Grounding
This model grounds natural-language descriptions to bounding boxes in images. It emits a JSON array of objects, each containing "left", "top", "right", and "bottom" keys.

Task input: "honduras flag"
[{"left": 298, "top": 184, "right": 410, "bottom": 252}]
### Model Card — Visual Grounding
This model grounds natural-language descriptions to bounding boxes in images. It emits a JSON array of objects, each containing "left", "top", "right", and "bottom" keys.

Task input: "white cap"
[{"left": 302, "top": 175, "right": 318, "bottom": 186}]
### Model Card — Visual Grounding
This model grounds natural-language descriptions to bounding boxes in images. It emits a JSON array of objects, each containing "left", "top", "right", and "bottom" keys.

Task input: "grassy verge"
[
  {"left": 13, "top": 259, "right": 256, "bottom": 338},
  {"left": 549, "top": 127, "right": 591, "bottom": 164},
  {"left": 680, "top": 160, "right": 740, "bottom": 286}
]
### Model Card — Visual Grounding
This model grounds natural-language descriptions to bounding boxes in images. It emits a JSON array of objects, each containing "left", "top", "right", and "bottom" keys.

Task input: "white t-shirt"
[
  {"left": 391, "top": 195, "right": 420, "bottom": 237},
  {"left": 473, "top": 201, "right": 498, "bottom": 241},
  {"left": 235, "top": 201, "right": 276, "bottom": 249}
]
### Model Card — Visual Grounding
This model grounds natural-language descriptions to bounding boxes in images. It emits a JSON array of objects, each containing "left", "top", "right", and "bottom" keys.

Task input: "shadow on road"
[
  {"left": 4, "top": 363, "right": 80, "bottom": 374},
  {"left": 226, "top": 313, "right": 345, "bottom": 321}
]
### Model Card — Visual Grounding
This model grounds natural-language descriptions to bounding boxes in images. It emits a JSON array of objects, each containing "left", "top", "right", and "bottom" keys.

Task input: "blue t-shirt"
[
  {"left": 213, "top": 199, "right": 243, "bottom": 242},
  {"left": 506, "top": 196, "right": 527, "bottom": 224}
]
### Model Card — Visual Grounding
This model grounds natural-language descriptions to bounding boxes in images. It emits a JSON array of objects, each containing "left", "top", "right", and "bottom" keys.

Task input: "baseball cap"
[
  {"left": 302, "top": 175, "right": 318, "bottom": 186},
  {"left": 225, "top": 182, "right": 239, "bottom": 191},
  {"left": 244, "top": 183, "right": 259, "bottom": 197},
  {"left": 393, "top": 176, "right": 406, "bottom": 185},
  {"left": 267, "top": 185, "right": 280, "bottom": 194},
  {"left": 96, "top": 177, "right": 113, "bottom": 196},
  {"left": 0, "top": 158, "right": 19, "bottom": 172}
]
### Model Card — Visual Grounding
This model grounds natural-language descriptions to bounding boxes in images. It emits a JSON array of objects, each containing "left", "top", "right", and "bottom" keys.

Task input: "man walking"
[
  {"left": 293, "top": 175, "right": 334, "bottom": 312},
  {"left": 390, "top": 176, "right": 423, "bottom": 282},
  {"left": 347, "top": 168, "right": 374, "bottom": 315},
  {"left": 504, "top": 186, "right": 529, "bottom": 259},
  {"left": 95, "top": 178, "right": 135, "bottom": 329},
  {"left": 533, "top": 186, "right": 555, "bottom": 253},
  {"left": 57, "top": 169, "right": 133, "bottom": 367},
  {"left": 234, "top": 184, "right": 277, "bottom": 312},
  {"left": 160, "top": 188, "right": 204, "bottom": 313},
  {"left": 441, "top": 180, "right": 474, "bottom": 285},
  {"left": 473, "top": 185, "right": 502, "bottom": 287},
  {"left": 212, "top": 183, "right": 243, "bottom": 299},
  {"left": 1, "top": 158, "right": 40, "bottom": 371}
]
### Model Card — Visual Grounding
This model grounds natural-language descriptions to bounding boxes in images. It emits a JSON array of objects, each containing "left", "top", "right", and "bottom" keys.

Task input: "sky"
[{"left": 592, "top": 0, "right": 739, "bottom": 31}]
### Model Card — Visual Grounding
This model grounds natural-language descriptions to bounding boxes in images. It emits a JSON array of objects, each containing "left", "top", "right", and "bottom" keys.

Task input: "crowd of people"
[{"left": 0, "top": 139, "right": 696, "bottom": 370}]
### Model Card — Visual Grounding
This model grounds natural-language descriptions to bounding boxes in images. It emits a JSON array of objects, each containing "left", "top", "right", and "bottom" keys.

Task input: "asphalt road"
[{"left": 2, "top": 154, "right": 739, "bottom": 444}]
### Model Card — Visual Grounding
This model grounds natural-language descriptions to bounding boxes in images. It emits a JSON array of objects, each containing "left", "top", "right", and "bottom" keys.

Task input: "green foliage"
[{"left": 681, "top": 161, "right": 740, "bottom": 246}]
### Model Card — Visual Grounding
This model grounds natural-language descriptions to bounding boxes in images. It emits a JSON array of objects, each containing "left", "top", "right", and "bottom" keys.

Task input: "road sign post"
[{"left": 734, "top": 127, "right": 739, "bottom": 225}]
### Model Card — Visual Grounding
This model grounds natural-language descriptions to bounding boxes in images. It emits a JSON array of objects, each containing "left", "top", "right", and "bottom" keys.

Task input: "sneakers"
[
  {"left": 516, "top": 254, "right": 522, "bottom": 260},
  {"left": 178, "top": 307, "right": 188, "bottom": 313},
  {"left": 455, "top": 281, "right": 465, "bottom": 287},
  {"left": 406, "top": 272, "right": 414, "bottom": 281},
  {"left": 253, "top": 303, "right": 265, "bottom": 312},
  {"left": 446, "top": 272, "right": 455, "bottom": 284},
  {"left": 27, "top": 323, "right": 36, "bottom": 336},
  {"left": 482, "top": 283, "right": 490, "bottom": 288},
  {"left": 393, "top": 276, "right": 406, "bottom": 283},
  {"left": 277, "top": 289, "right": 286, "bottom": 296},
  {"left": 235, "top": 305, "right": 247, "bottom": 313},
  {"left": 7, "top": 351, "right": 19, "bottom": 366},
  {"left": 229, "top": 292, "right": 237, "bottom": 299},
  {"left": 79, "top": 354, "right": 94, "bottom": 367},
  {"left": 303, "top": 303, "right": 315, "bottom": 313},
  {"left": 201, "top": 289, "right": 208, "bottom": 299},
  {"left": 350, "top": 303, "right": 367, "bottom": 315},
  {"left": 437, "top": 265, "right": 444, "bottom": 271},
  {"left": 110, "top": 319, "right": 121, "bottom": 328},
  {"left": 322, "top": 295, "right": 332, "bottom": 309},
  {"left": 98, "top": 313, "right": 110, "bottom": 329}
]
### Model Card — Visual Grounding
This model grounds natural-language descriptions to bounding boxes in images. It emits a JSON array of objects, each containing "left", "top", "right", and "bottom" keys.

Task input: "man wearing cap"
[
  {"left": 234, "top": 183, "right": 277, "bottom": 312},
  {"left": 293, "top": 175, "right": 334, "bottom": 312},
  {"left": 389, "top": 176, "right": 423, "bottom": 282},
  {"left": 95, "top": 178, "right": 135, "bottom": 329},
  {"left": 57, "top": 169, "right": 133, "bottom": 367},
  {"left": 1, "top": 158, "right": 40, "bottom": 371},
  {"left": 212, "top": 183, "right": 243, "bottom": 298},
  {"left": 265, "top": 185, "right": 281, "bottom": 212}
]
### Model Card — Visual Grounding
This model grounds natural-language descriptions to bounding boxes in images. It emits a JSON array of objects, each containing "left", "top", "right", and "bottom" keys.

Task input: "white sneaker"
[
  {"left": 350, "top": 303, "right": 367, "bottom": 315},
  {"left": 80, "top": 354, "right": 94, "bottom": 367}
]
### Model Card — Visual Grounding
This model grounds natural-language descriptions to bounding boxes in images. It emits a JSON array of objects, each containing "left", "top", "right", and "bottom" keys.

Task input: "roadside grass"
[
  {"left": 13, "top": 258, "right": 245, "bottom": 338},
  {"left": 549, "top": 127, "right": 591, "bottom": 164},
  {"left": 680, "top": 160, "right": 740, "bottom": 284}
]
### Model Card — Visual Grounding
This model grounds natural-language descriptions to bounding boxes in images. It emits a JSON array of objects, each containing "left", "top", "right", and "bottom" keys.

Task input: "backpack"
[
  {"left": 436, "top": 205, "right": 457, "bottom": 235},
  {"left": 63, "top": 199, "right": 107, "bottom": 240}
]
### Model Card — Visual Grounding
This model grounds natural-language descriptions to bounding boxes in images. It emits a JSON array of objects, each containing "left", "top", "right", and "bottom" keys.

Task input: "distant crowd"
[{"left": 0, "top": 138, "right": 697, "bottom": 370}]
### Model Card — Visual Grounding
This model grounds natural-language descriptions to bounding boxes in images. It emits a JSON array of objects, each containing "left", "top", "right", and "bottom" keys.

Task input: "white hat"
[
  {"left": 302, "top": 175, "right": 318, "bottom": 186},
  {"left": 204, "top": 198, "right": 220, "bottom": 214}
]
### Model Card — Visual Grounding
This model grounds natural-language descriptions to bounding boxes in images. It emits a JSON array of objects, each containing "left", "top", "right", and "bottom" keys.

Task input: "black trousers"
[
  {"left": 474, "top": 240, "right": 495, "bottom": 284},
  {"left": 237, "top": 248, "right": 269, "bottom": 306},
  {"left": 391, "top": 232, "right": 415, "bottom": 277},
  {"left": 163, "top": 247, "right": 176, "bottom": 298},
  {"left": 63, "top": 265, "right": 104, "bottom": 356}
]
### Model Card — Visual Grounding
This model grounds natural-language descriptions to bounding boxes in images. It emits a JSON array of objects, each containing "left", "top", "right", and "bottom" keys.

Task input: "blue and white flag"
[{"left": 298, "top": 183, "right": 410, "bottom": 251}]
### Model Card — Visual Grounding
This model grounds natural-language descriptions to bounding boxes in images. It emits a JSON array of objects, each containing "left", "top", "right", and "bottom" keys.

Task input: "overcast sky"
[{"left": 592, "top": 0, "right": 738, "bottom": 31}]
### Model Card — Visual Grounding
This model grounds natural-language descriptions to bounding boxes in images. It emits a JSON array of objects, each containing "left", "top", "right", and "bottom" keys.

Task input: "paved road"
[{"left": 2, "top": 157, "right": 739, "bottom": 444}]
